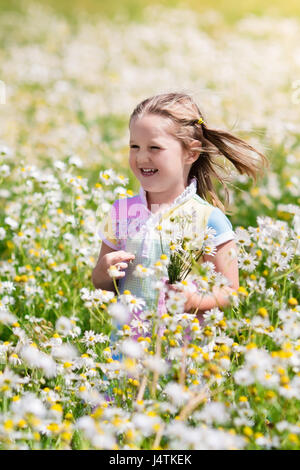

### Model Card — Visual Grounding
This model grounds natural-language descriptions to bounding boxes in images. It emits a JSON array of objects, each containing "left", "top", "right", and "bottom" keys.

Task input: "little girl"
[{"left": 92, "top": 92, "right": 268, "bottom": 318}]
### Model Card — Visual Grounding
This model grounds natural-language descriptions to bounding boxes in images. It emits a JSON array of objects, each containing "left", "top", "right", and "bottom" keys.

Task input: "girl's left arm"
[{"left": 183, "top": 239, "right": 240, "bottom": 314}]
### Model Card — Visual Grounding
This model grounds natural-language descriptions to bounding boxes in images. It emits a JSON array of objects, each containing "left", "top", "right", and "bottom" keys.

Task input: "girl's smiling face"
[{"left": 129, "top": 114, "right": 197, "bottom": 206}]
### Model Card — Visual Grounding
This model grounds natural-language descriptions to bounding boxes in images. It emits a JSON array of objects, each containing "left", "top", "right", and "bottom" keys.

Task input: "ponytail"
[{"left": 189, "top": 123, "right": 269, "bottom": 213}]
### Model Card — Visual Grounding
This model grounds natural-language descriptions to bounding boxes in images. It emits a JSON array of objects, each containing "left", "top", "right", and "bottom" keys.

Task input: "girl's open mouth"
[{"left": 140, "top": 168, "right": 159, "bottom": 177}]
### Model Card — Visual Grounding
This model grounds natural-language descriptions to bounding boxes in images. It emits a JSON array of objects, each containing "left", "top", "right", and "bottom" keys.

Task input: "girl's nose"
[{"left": 136, "top": 152, "right": 152, "bottom": 165}]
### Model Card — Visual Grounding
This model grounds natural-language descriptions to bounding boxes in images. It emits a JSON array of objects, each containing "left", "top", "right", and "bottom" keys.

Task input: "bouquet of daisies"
[{"left": 158, "top": 213, "right": 218, "bottom": 284}]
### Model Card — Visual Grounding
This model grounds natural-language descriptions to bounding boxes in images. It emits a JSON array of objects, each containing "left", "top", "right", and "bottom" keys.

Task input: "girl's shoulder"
[
  {"left": 190, "top": 194, "right": 235, "bottom": 246},
  {"left": 188, "top": 193, "right": 217, "bottom": 215},
  {"left": 191, "top": 194, "right": 231, "bottom": 219},
  {"left": 192, "top": 193, "right": 211, "bottom": 207}
]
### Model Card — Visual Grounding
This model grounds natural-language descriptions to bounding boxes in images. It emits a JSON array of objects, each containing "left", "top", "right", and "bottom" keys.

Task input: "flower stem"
[
  {"left": 113, "top": 277, "right": 120, "bottom": 296},
  {"left": 272, "top": 263, "right": 300, "bottom": 281}
]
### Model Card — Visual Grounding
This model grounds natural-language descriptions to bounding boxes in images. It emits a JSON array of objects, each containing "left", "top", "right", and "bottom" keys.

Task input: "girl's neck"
[{"left": 145, "top": 181, "right": 188, "bottom": 213}]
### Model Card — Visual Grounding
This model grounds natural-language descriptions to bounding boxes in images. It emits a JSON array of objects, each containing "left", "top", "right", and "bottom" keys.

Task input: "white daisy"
[
  {"left": 235, "top": 227, "right": 252, "bottom": 246},
  {"left": 238, "top": 252, "right": 258, "bottom": 272},
  {"left": 99, "top": 169, "right": 116, "bottom": 185},
  {"left": 82, "top": 330, "right": 109, "bottom": 346},
  {"left": 133, "top": 264, "right": 154, "bottom": 278}
]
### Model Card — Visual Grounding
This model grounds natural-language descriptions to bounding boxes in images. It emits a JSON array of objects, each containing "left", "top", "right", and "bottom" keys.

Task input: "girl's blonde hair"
[{"left": 129, "top": 92, "right": 269, "bottom": 212}]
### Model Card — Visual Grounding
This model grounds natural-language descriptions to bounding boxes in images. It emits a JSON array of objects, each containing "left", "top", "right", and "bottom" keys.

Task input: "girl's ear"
[{"left": 186, "top": 143, "right": 201, "bottom": 164}]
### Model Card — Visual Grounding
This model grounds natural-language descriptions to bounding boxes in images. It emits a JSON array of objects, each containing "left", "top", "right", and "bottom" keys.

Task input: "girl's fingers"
[
  {"left": 114, "top": 252, "right": 135, "bottom": 263},
  {"left": 115, "top": 262, "right": 128, "bottom": 271}
]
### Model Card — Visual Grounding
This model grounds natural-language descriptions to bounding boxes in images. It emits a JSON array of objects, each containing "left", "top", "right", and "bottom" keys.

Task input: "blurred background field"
[
  {"left": 2, "top": 0, "right": 300, "bottom": 22},
  {"left": 0, "top": 0, "right": 299, "bottom": 228},
  {"left": 0, "top": 0, "right": 300, "bottom": 451}
]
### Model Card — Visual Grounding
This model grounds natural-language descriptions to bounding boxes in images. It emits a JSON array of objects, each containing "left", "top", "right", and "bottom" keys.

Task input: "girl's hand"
[{"left": 100, "top": 250, "right": 135, "bottom": 280}]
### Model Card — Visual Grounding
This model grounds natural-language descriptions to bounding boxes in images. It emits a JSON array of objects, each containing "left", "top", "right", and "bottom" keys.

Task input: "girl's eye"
[{"left": 130, "top": 145, "right": 160, "bottom": 149}]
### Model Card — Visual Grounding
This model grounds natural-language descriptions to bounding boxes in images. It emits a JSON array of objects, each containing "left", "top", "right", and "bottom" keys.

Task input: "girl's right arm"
[{"left": 91, "top": 242, "right": 135, "bottom": 292}]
